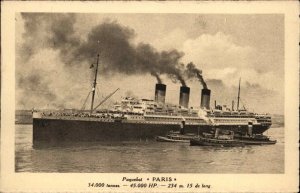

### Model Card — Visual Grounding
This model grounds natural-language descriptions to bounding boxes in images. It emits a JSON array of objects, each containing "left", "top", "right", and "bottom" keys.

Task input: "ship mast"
[
  {"left": 90, "top": 54, "right": 100, "bottom": 114},
  {"left": 237, "top": 78, "right": 241, "bottom": 111}
]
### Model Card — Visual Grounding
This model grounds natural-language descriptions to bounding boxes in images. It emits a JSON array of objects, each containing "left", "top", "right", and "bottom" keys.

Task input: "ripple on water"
[{"left": 15, "top": 125, "right": 284, "bottom": 173}]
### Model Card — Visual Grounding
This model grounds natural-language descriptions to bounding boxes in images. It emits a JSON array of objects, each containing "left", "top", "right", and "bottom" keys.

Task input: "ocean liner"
[{"left": 32, "top": 55, "right": 272, "bottom": 144}]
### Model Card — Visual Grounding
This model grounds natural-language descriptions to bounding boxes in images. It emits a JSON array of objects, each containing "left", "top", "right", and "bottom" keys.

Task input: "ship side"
[{"left": 32, "top": 84, "right": 272, "bottom": 144}]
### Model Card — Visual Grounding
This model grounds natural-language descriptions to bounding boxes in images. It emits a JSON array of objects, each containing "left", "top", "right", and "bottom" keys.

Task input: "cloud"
[
  {"left": 182, "top": 32, "right": 253, "bottom": 69},
  {"left": 16, "top": 49, "right": 92, "bottom": 109},
  {"left": 152, "top": 28, "right": 188, "bottom": 51},
  {"left": 180, "top": 31, "right": 283, "bottom": 93},
  {"left": 205, "top": 67, "right": 281, "bottom": 92},
  {"left": 203, "top": 78, "right": 283, "bottom": 114},
  {"left": 19, "top": 13, "right": 78, "bottom": 63},
  {"left": 15, "top": 14, "right": 283, "bottom": 114}
]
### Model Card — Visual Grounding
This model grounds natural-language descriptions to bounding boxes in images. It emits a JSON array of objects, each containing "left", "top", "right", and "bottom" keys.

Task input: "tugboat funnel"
[{"left": 248, "top": 122, "right": 253, "bottom": 136}]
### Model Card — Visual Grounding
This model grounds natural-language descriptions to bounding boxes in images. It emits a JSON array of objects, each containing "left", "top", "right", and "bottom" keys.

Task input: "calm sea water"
[{"left": 15, "top": 124, "right": 284, "bottom": 173}]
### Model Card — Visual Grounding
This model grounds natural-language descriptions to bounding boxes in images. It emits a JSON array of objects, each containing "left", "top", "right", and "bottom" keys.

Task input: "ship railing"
[
  {"left": 145, "top": 112, "right": 198, "bottom": 117},
  {"left": 40, "top": 111, "right": 122, "bottom": 119}
]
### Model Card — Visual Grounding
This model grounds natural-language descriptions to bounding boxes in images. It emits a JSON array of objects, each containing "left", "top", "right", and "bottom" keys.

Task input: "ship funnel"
[
  {"left": 155, "top": 83, "right": 166, "bottom": 103},
  {"left": 200, "top": 89, "right": 211, "bottom": 109},
  {"left": 248, "top": 122, "right": 253, "bottom": 136},
  {"left": 179, "top": 86, "right": 190, "bottom": 108}
]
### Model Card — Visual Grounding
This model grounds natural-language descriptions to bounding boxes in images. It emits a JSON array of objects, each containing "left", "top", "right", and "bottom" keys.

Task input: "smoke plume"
[
  {"left": 152, "top": 72, "right": 162, "bottom": 84},
  {"left": 20, "top": 14, "right": 186, "bottom": 83},
  {"left": 20, "top": 13, "right": 79, "bottom": 62},
  {"left": 56, "top": 20, "right": 186, "bottom": 85},
  {"left": 17, "top": 14, "right": 189, "bottom": 109},
  {"left": 186, "top": 62, "right": 207, "bottom": 89}
]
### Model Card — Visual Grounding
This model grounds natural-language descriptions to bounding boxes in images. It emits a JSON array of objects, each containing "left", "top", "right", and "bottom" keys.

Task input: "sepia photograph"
[
  {"left": 1, "top": 1, "right": 299, "bottom": 192},
  {"left": 15, "top": 12, "right": 284, "bottom": 173}
]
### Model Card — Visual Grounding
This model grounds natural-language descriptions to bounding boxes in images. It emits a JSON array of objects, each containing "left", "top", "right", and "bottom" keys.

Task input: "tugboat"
[
  {"left": 234, "top": 122, "right": 277, "bottom": 145},
  {"left": 190, "top": 128, "right": 245, "bottom": 147},
  {"left": 156, "top": 132, "right": 197, "bottom": 143},
  {"left": 234, "top": 134, "right": 276, "bottom": 145},
  {"left": 156, "top": 119, "right": 198, "bottom": 143}
]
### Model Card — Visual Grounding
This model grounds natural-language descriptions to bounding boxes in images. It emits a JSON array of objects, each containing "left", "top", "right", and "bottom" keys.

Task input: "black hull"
[
  {"left": 190, "top": 138, "right": 244, "bottom": 147},
  {"left": 238, "top": 140, "right": 276, "bottom": 145},
  {"left": 33, "top": 118, "right": 271, "bottom": 144}
]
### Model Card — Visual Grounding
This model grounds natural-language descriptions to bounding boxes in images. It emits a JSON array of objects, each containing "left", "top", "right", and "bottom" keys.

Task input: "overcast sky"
[{"left": 16, "top": 13, "right": 284, "bottom": 114}]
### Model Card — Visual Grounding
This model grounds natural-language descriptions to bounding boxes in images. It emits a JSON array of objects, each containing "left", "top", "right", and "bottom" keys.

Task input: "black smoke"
[
  {"left": 69, "top": 21, "right": 186, "bottom": 85},
  {"left": 20, "top": 13, "right": 78, "bottom": 62},
  {"left": 20, "top": 15, "right": 184, "bottom": 85},
  {"left": 17, "top": 14, "right": 192, "bottom": 109},
  {"left": 20, "top": 14, "right": 186, "bottom": 84},
  {"left": 186, "top": 62, "right": 207, "bottom": 89}
]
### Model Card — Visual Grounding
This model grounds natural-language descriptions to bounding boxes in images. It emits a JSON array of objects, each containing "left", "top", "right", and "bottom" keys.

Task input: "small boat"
[
  {"left": 190, "top": 128, "right": 244, "bottom": 147},
  {"left": 190, "top": 137, "right": 244, "bottom": 147},
  {"left": 156, "top": 131, "right": 197, "bottom": 143},
  {"left": 233, "top": 122, "right": 277, "bottom": 145},
  {"left": 234, "top": 134, "right": 277, "bottom": 145}
]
